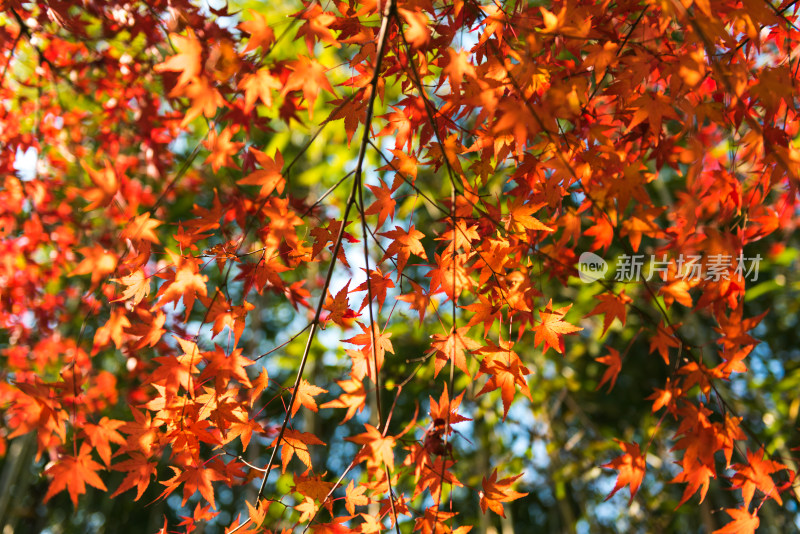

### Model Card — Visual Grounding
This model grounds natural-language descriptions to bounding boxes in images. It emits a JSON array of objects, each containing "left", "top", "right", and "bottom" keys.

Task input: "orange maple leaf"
[
  {"left": 354, "top": 268, "right": 395, "bottom": 312},
  {"left": 345, "top": 480, "right": 371, "bottom": 515},
  {"left": 275, "top": 428, "right": 325, "bottom": 472},
  {"left": 730, "top": 447, "right": 790, "bottom": 508},
  {"left": 290, "top": 379, "right": 328, "bottom": 417},
  {"left": 112, "top": 269, "right": 151, "bottom": 305},
  {"left": 603, "top": 440, "right": 646, "bottom": 504},
  {"left": 204, "top": 126, "right": 242, "bottom": 172},
  {"left": 72, "top": 245, "right": 118, "bottom": 284},
  {"left": 427, "top": 326, "right": 481, "bottom": 377},
  {"left": 154, "top": 30, "right": 202, "bottom": 91},
  {"left": 44, "top": 443, "right": 108, "bottom": 506},
  {"left": 379, "top": 224, "right": 427, "bottom": 276},
  {"left": 160, "top": 464, "right": 225, "bottom": 509},
  {"left": 505, "top": 198, "right": 554, "bottom": 233},
  {"left": 320, "top": 377, "right": 367, "bottom": 423},
  {"left": 595, "top": 347, "right": 622, "bottom": 392},
  {"left": 586, "top": 290, "right": 631, "bottom": 335},
  {"left": 476, "top": 339, "right": 533, "bottom": 419},
  {"left": 198, "top": 345, "right": 255, "bottom": 389},
  {"left": 239, "top": 68, "right": 281, "bottom": 113},
  {"left": 121, "top": 213, "right": 161, "bottom": 244},
  {"left": 344, "top": 321, "right": 394, "bottom": 380},
  {"left": 83, "top": 417, "right": 125, "bottom": 467},
  {"left": 282, "top": 56, "right": 336, "bottom": 119},
  {"left": 238, "top": 148, "right": 285, "bottom": 198},
  {"left": 396, "top": 279, "right": 430, "bottom": 324},
  {"left": 323, "top": 281, "right": 355, "bottom": 327},
  {"left": 533, "top": 299, "right": 583, "bottom": 354},
  {"left": 111, "top": 453, "right": 157, "bottom": 501},
  {"left": 348, "top": 424, "right": 395, "bottom": 470},
  {"left": 93, "top": 307, "right": 131, "bottom": 350},
  {"left": 239, "top": 10, "right": 275, "bottom": 53},
  {"left": 479, "top": 469, "right": 528, "bottom": 517},
  {"left": 365, "top": 180, "right": 396, "bottom": 229},
  {"left": 81, "top": 159, "right": 119, "bottom": 210},
  {"left": 713, "top": 507, "right": 760, "bottom": 534}
]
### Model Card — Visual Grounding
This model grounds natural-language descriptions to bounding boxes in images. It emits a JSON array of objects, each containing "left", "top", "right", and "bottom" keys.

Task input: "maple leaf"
[
  {"left": 182, "top": 77, "right": 226, "bottom": 127},
  {"left": 238, "top": 148, "right": 285, "bottom": 198},
  {"left": 198, "top": 345, "right": 255, "bottom": 389},
  {"left": 344, "top": 322, "right": 394, "bottom": 380},
  {"left": 72, "top": 245, "right": 118, "bottom": 284},
  {"left": 112, "top": 269, "right": 151, "bottom": 305},
  {"left": 595, "top": 347, "right": 622, "bottom": 392},
  {"left": 246, "top": 499, "right": 268, "bottom": 530},
  {"left": 121, "top": 213, "right": 161, "bottom": 244},
  {"left": 476, "top": 339, "right": 533, "bottom": 419},
  {"left": 160, "top": 464, "right": 225, "bottom": 509},
  {"left": 320, "top": 377, "right": 367, "bottom": 423},
  {"left": 294, "top": 4, "right": 340, "bottom": 53},
  {"left": 296, "top": 497, "right": 319, "bottom": 523},
  {"left": 345, "top": 480, "right": 371, "bottom": 515},
  {"left": 348, "top": 424, "right": 395, "bottom": 470},
  {"left": 290, "top": 379, "right": 328, "bottom": 417},
  {"left": 429, "top": 384, "right": 471, "bottom": 427},
  {"left": 44, "top": 443, "right": 108, "bottom": 506},
  {"left": 505, "top": 198, "right": 554, "bottom": 233},
  {"left": 649, "top": 321, "right": 682, "bottom": 365},
  {"left": 398, "top": 7, "right": 431, "bottom": 48},
  {"left": 275, "top": 428, "right": 325, "bottom": 472},
  {"left": 625, "top": 92, "right": 678, "bottom": 138},
  {"left": 586, "top": 290, "right": 631, "bottom": 335},
  {"left": 671, "top": 461, "right": 716, "bottom": 509},
  {"left": 713, "top": 507, "right": 760, "bottom": 534},
  {"left": 532, "top": 300, "right": 583, "bottom": 354},
  {"left": 356, "top": 513, "right": 383, "bottom": 533},
  {"left": 111, "top": 453, "right": 158, "bottom": 501},
  {"left": 659, "top": 279, "right": 693, "bottom": 308},
  {"left": 730, "top": 447, "right": 790, "bottom": 508},
  {"left": 379, "top": 224, "right": 427, "bottom": 276},
  {"left": 239, "top": 10, "right": 275, "bottom": 53},
  {"left": 124, "top": 309, "right": 167, "bottom": 349},
  {"left": 204, "top": 126, "right": 243, "bottom": 172},
  {"left": 479, "top": 470, "right": 528, "bottom": 517},
  {"left": 83, "top": 417, "right": 125, "bottom": 467},
  {"left": 365, "top": 180, "right": 396, "bottom": 229},
  {"left": 81, "top": 159, "right": 118, "bottom": 210},
  {"left": 154, "top": 30, "right": 202, "bottom": 91},
  {"left": 323, "top": 281, "right": 355, "bottom": 327},
  {"left": 248, "top": 368, "right": 270, "bottom": 407},
  {"left": 427, "top": 326, "right": 481, "bottom": 377},
  {"left": 396, "top": 279, "right": 430, "bottom": 324},
  {"left": 646, "top": 378, "right": 681, "bottom": 414},
  {"left": 462, "top": 295, "right": 501, "bottom": 337},
  {"left": 603, "top": 440, "right": 646, "bottom": 504},
  {"left": 354, "top": 268, "right": 395, "bottom": 312},
  {"left": 310, "top": 219, "right": 357, "bottom": 267},
  {"left": 442, "top": 48, "right": 476, "bottom": 94},
  {"left": 239, "top": 68, "right": 281, "bottom": 113},
  {"left": 282, "top": 56, "right": 336, "bottom": 119},
  {"left": 156, "top": 255, "right": 209, "bottom": 319},
  {"left": 179, "top": 503, "right": 220, "bottom": 534},
  {"left": 93, "top": 307, "right": 131, "bottom": 350}
]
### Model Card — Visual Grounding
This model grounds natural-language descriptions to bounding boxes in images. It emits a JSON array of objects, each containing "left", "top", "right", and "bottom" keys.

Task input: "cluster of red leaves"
[{"left": 0, "top": 0, "right": 799, "bottom": 532}]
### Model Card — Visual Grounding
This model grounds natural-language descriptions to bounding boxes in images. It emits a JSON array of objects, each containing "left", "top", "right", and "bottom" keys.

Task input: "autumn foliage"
[{"left": 1, "top": 0, "right": 800, "bottom": 532}]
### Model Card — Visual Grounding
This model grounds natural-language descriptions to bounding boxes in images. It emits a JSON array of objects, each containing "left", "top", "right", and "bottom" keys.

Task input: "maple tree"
[{"left": 1, "top": 0, "right": 800, "bottom": 532}]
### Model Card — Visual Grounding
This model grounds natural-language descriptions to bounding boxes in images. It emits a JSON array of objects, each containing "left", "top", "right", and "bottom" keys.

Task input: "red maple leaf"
[{"left": 603, "top": 440, "right": 646, "bottom": 504}]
